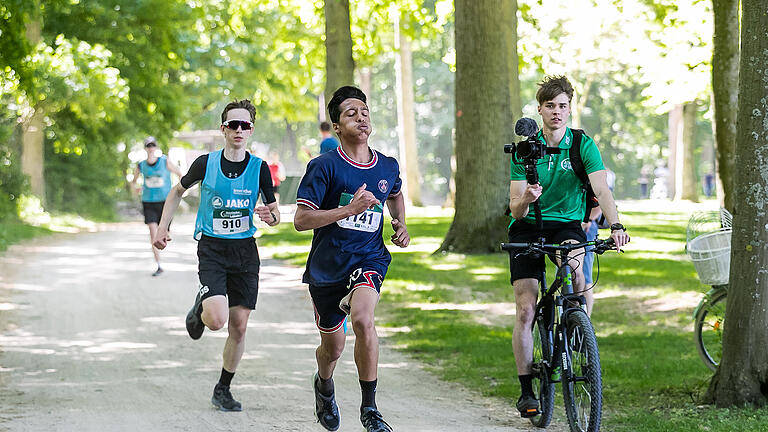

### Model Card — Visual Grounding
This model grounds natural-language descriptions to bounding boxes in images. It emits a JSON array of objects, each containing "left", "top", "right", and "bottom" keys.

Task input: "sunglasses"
[
  {"left": 145, "top": 143, "right": 157, "bottom": 148},
  {"left": 222, "top": 120, "right": 253, "bottom": 131}
]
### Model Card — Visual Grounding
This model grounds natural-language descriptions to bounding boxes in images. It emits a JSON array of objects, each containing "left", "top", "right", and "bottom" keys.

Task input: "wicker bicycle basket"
[{"left": 685, "top": 208, "right": 732, "bottom": 286}]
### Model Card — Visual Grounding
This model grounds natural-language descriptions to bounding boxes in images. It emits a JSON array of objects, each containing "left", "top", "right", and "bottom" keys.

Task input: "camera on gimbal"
[
  {"left": 504, "top": 135, "right": 551, "bottom": 164},
  {"left": 505, "top": 117, "right": 560, "bottom": 165}
]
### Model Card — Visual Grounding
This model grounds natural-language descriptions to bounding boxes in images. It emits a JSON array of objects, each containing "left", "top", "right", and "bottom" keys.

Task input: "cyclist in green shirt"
[{"left": 508, "top": 75, "right": 630, "bottom": 417}]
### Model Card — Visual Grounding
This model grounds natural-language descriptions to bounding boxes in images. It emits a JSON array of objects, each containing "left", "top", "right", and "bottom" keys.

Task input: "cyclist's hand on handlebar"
[
  {"left": 523, "top": 183, "right": 543, "bottom": 204},
  {"left": 610, "top": 228, "right": 630, "bottom": 251}
]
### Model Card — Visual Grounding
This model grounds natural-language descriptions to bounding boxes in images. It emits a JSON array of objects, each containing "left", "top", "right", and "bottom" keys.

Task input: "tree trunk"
[
  {"left": 21, "top": 15, "right": 45, "bottom": 202},
  {"left": 504, "top": 0, "right": 523, "bottom": 123},
  {"left": 324, "top": 0, "right": 355, "bottom": 112},
  {"left": 439, "top": 0, "right": 514, "bottom": 253},
  {"left": 711, "top": 0, "right": 740, "bottom": 212},
  {"left": 394, "top": 12, "right": 422, "bottom": 207},
  {"left": 681, "top": 101, "right": 699, "bottom": 201},
  {"left": 668, "top": 104, "right": 683, "bottom": 200},
  {"left": 706, "top": 0, "right": 768, "bottom": 407},
  {"left": 357, "top": 67, "right": 372, "bottom": 102}
]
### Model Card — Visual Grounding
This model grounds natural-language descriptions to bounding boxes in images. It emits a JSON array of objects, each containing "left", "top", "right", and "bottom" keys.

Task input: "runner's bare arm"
[
  {"left": 153, "top": 183, "right": 188, "bottom": 249},
  {"left": 166, "top": 158, "right": 184, "bottom": 178},
  {"left": 386, "top": 191, "right": 409, "bottom": 248},
  {"left": 294, "top": 183, "right": 379, "bottom": 231}
]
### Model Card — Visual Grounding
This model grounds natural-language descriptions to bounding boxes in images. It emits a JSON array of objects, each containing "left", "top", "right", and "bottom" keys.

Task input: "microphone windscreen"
[{"left": 514, "top": 117, "right": 539, "bottom": 137}]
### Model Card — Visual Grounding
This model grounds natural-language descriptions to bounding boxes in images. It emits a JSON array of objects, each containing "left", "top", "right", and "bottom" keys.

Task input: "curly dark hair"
[{"left": 327, "top": 86, "right": 367, "bottom": 124}]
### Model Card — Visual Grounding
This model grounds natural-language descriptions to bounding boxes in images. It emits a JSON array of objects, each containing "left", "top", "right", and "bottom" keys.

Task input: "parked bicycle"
[
  {"left": 686, "top": 208, "right": 732, "bottom": 371},
  {"left": 502, "top": 238, "right": 616, "bottom": 432}
]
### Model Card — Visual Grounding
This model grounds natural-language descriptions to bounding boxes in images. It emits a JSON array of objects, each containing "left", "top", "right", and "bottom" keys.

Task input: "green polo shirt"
[{"left": 510, "top": 127, "right": 604, "bottom": 224}]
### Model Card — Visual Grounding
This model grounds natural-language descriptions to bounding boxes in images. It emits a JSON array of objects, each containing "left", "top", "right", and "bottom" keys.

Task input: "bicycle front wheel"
[
  {"left": 530, "top": 315, "right": 555, "bottom": 428},
  {"left": 563, "top": 310, "right": 602, "bottom": 432},
  {"left": 694, "top": 289, "right": 727, "bottom": 371}
]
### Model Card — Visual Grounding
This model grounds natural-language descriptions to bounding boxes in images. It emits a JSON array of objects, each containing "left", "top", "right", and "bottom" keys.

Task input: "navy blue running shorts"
[
  {"left": 309, "top": 268, "right": 383, "bottom": 333},
  {"left": 197, "top": 235, "right": 260, "bottom": 309},
  {"left": 507, "top": 219, "right": 586, "bottom": 284}
]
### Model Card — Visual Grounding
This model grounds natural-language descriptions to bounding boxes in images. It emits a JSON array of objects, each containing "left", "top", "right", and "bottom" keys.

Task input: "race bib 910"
[
  {"left": 337, "top": 192, "right": 383, "bottom": 232},
  {"left": 212, "top": 208, "right": 250, "bottom": 235}
]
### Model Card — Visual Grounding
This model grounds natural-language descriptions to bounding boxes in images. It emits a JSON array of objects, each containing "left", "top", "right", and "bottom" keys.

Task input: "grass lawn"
[{"left": 261, "top": 201, "right": 768, "bottom": 431}]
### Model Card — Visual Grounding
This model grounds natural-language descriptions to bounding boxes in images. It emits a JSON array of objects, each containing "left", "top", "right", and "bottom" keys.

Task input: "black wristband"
[{"left": 610, "top": 223, "right": 625, "bottom": 232}]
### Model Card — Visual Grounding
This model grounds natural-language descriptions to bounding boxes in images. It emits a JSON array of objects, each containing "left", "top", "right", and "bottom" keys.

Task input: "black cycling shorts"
[
  {"left": 142, "top": 201, "right": 165, "bottom": 225},
  {"left": 197, "top": 235, "right": 260, "bottom": 309},
  {"left": 507, "top": 219, "right": 586, "bottom": 284},
  {"left": 309, "top": 268, "right": 383, "bottom": 334}
]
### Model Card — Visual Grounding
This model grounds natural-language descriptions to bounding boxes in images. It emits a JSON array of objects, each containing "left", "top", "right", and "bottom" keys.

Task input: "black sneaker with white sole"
[
  {"left": 313, "top": 372, "right": 340, "bottom": 431},
  {"left": 185, "top": 291, "right": 204, "bottom": 340},
  {"left": 211, "top": 383, "right": 242, "bottom": 412},
  {"left": 360, "top": 407, "right": 393, "bottom": 432}
]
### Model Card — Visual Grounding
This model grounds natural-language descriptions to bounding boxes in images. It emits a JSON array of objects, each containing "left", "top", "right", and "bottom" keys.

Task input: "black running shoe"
[
  {"left": 313, "top": 372, "right": 340, "bottom": 431},
  {"left": 360, "top": 407, "right": 393, "bottom": 432},
  {"left": 211, "top": 383, "right": 242, "bottom": 412},
  {"left": 516, "top": 394, "right": 540, "bottom": 418},
  {"left": 152, "top": 267, "right": 163, "bottom": 277},
  {"left": 185, "top": 291, "right": 204, "bottom": 340}
]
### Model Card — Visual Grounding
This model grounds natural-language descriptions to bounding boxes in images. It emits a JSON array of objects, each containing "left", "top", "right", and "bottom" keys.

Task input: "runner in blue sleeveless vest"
[
  {"left": 131, "top": 136, "right": 182, "bottom": 276},
  {"left": 295, "top": 86, "right": 410, "bottom": 432},
  {"left": 153, "top": 99, "right": 279, "bottom": 412}
]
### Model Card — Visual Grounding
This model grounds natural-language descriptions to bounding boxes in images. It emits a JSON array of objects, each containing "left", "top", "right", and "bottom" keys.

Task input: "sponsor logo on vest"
[
  {"left": 212, "top": 196, "right": 223, "bottom": 209},
  {"left": 226, "top": 198, "right": 250, "bottom": 208},
  {"left": 220, "top": 210, "right": 242, "bottom": 218},
  {"left": 233, "top": 188, "right": 252, "bottom": 195},
  {"left": 561, "top": 159, "right": 573, "bottom": 170},
  {"left": 378, "top": 179, "right": 389, "bottom": 193}
]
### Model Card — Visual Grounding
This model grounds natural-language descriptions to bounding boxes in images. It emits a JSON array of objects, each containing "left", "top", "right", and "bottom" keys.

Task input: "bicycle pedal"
[{"left": 520, "top": 408, "right": 540, "bottom": 418}]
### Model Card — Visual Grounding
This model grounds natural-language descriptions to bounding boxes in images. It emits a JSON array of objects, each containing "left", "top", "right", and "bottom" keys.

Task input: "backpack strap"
[
  {"left": 569, "top": 129, "right": 598, "bottom": 222},
  {"left": 569, "top": 129, "right": 588, "bottom": 185}
]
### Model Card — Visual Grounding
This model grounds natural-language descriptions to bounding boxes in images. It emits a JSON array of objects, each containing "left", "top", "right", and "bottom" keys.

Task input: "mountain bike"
[{"left": 502, "top": 238, "right": 616, "bottom": 432}]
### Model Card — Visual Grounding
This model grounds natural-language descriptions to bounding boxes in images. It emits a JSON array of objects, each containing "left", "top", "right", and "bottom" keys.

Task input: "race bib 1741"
[
  {"left": 212, "top": 208, "right": 250, "bottom": 235},
  {"left": 337, "top": 192, "right": 383, "bottom": 232}
]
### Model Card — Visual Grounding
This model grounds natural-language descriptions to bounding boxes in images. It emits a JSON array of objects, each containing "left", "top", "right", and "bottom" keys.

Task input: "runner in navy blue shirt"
[
  {"left": 153, "top": 99, "right": 279, "bottom": 413},
  {"left": 295, "top": 86, "right": 409, "bottom": 432}
]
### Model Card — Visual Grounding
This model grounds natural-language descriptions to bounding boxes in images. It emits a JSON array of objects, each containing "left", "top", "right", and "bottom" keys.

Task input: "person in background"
[
  {"left": 131, "top": 136, "right": 183, "bottom": 276},
  {"left": 319, "top": 121, "right": 340, "bottom": 154},
  {"left": 267, "top": 151, "right": 286, "bottom": 204},
  {"left": 153, "top": 99, "right": 280, "bottom": 412},
  {"left": 582, "top": 168, "right": 615, "bottom": 290}
]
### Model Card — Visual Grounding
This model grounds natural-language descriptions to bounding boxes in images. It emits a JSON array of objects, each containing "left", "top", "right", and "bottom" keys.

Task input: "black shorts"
[
  {"left": 507, "top": 219, "right": 586, "bottom": 284},
  {"left": 142, "top": 201, "right": 165, "bottom": 224},
  {"left": 309, "top": 268, "right": 383, "bottom": 333},
  {"left": 197, "top": 235, "right": 260, "bottom": 309}
]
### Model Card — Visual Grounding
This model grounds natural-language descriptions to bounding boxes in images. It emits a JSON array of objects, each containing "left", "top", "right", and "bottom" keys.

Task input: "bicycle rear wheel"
[
  {"left": 694, "top": 289, "right": 727, "bottom": 371},
  {"left": 563, "top": 310, "right": 602, "bottom": 432},
  {"left": 530, "top": 315, "right": 555, "bottom": 427}
]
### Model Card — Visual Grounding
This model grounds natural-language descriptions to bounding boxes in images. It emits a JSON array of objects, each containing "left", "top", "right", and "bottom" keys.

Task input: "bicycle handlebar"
[{"left": 501, "top": 237, "right": 617, "bottom": 255}]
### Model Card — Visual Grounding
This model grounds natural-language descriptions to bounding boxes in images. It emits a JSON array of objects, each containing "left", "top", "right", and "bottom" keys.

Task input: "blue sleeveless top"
[
  {"left": 139, "top": 155, "right": 172, "bottom": 202},
  {"left": 194, "top": 150, "right": 262, "bottom": 240}
]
